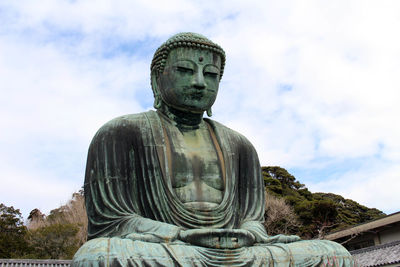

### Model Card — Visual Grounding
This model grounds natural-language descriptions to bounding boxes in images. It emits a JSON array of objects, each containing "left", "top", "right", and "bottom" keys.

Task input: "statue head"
[{"left": 151, "top": 33, "right": 226, "bottom": 116}]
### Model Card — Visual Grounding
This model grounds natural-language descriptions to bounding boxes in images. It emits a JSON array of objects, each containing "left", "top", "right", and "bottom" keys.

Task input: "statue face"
[{"left": 156, "top": 47, "right": 222, "bottom": 113}]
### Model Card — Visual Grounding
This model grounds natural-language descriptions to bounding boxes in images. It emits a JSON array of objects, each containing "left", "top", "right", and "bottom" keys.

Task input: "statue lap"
[{"left": 73, "top": 237, "right": 353, "bottom": 266}]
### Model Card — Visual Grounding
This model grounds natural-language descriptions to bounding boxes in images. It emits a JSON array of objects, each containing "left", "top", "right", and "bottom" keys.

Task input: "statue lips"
[
  {"left": 184, "top": 87, "right": 209, "bottom": 101},
  {"left": 190, "top": 91, "right": 205, "bottom": 100}
]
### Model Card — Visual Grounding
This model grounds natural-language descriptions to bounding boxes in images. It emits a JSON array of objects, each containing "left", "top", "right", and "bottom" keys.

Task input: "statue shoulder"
[{"left": 91, "top": 110, "right": 155, "bottom": 142}]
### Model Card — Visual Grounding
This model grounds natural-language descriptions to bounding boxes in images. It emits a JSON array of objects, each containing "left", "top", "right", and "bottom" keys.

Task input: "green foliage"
[
  {"left": 0, "top": 191, "right": 86, "bottom": 259},
  {"left": 263, "top": 166, "right": 305, "bottom": 194},
  {"left": 313, "top": 192, "right": 385, "bottom": 231},
  {"left": 25, "top": 190, "right": 87, "bottom": 259},
  {"left": 0, "top": 203, "right": 28, "bottom": 258},
  {"left": 26, "top": 223, "right": 79, "bottom": 259},
  {"left": 264, "top": 193, "right": 301, "bottom": 235},
  {"left": 262, "top": 166, "right": 386, "bottom": 239}
]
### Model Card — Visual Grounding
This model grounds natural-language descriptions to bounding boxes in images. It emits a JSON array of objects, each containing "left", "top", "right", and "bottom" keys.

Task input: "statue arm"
[
  {"left": 84, "top": 117, "right": 181, "bottom": 243},
  {"left": 236, "top": 136, "right": 301, "bottom": 244},
  {"left": 113, "top": 215, "right": 181, "bottom": 243}
]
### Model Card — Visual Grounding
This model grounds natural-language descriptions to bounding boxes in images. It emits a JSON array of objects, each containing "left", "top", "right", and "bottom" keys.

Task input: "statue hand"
[
  {"left": 179, "top": 229, "right": 255, "bottom": 249},
  {"left": 125, "top": 232, "right": 179, "bottom": 243},
  {"left": 262, "top": 234, "right": 301, "bottom": 244}
]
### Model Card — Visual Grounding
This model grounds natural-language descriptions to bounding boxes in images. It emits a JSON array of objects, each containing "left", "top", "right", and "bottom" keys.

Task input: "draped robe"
[{"left": 72, "top": 110, "right": 354, "bottom": 266}]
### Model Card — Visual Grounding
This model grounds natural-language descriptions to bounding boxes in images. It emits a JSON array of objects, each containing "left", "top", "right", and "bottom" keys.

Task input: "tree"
[
  {"left": 27, "top": 209, "right": 45, "bottom": 229},
  {"left": 263, "top": 166, "right": 305, "bottom": 194},
  {"left": 26, "top": 190, "right": 87, "bottom": 259},
  {"left": 26, "top": 223, "right": 79, "bottom": 259},
  {"left": 294, "top": 199, "right": 339, "bottom": 238},
  {"left": 262, "top": 166, "right": 385, "bottom": 239},
  {"left": 0, "top": 203, "right": 28, "bottom": 258},
  {"left": 46, "top": 190, "right": 87, "bottom": 247},
  {"left": 264, "top": 192, "right": 301, "bottom": 235},
  {"left": 313, "top": 193, "right": 385, "bottom": 233}
]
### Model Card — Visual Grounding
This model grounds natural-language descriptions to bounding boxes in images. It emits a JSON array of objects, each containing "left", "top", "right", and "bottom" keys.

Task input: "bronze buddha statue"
[{"left": 72, "top": 32, "right": 354, "bottom": 266}]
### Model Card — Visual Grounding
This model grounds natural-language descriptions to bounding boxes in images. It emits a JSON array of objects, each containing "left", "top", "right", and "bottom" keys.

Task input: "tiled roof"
[
  {"left": 351, "top": 240, "right": 400, "bottom": 267},
  {"left": 0, "top": 259, "right": 71, "bottom": 267}
]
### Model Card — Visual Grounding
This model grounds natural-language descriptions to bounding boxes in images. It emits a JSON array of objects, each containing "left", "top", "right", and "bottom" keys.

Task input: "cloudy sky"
[{"left": 1, "top": 0, "right": 399, "bottom": 219}]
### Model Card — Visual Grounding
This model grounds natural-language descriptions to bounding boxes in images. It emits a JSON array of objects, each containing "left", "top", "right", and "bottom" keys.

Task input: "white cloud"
[
  {"left": 0, "top": 159, "right": 79, "bottom": 218},
  {"left": 0, "top": 26, "right": 148, "bottom": 218},
  {"left": 307, "top": 163, "right": 400, "bottom": 214},
  {"left": 213, "top": 1, "right": 400, "bottom": 214}
]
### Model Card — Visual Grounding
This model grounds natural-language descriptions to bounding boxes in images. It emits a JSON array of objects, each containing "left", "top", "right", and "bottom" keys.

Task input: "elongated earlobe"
[
  {"left": 151, "top": 71, "right": 162, "bottom": 109},
  {"left": 154, "top": 95, "right": 162, "bottom": 109},
  {"left": 206, "top": 107, "right": 212, "bottom": 117}
]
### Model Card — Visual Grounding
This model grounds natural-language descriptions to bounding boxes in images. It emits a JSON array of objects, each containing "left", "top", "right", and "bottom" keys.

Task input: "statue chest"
[{"left": 162, "top": 121, "right": 224, "bottom": 206}]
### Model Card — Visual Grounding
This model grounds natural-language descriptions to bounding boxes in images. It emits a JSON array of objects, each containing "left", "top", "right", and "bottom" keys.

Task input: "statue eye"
[
  {"left": 204, "top": 71, "right": 218, "bottom": 78},
  {"left": 203, "top": 65, "right": 219, "bottom": 79},
  {"left": 176, "top": 66, "right": 194, "bottom": 74}
]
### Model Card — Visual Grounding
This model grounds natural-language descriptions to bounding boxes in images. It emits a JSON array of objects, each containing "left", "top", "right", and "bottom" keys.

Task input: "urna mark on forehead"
[
  {"left": 151, "top": 32, "right": 226, "bottom": 78},
  {"left": 165, "top": 46, "right": 222, "bottom": 69}
]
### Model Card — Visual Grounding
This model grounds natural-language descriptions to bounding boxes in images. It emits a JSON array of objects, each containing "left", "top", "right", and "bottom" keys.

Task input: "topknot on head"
[{"left": 151, "top": 32, "right": 226, "bottom": 79}]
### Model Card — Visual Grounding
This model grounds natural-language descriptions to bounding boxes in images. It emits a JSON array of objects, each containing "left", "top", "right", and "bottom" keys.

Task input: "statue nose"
[{"left": 192, "top": 71, "right": 206, "bottom": 89}]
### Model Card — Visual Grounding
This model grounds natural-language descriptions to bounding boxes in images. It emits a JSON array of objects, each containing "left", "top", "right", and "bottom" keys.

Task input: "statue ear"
[
  {"left": 151, "top": 71, "right": 158, "bottom": 93},
  {"left": 206, "top": 107, "right": 212, "bottom": 117},
  {"left": 151, "top": 71, "right": 162, "bottom": 109}
]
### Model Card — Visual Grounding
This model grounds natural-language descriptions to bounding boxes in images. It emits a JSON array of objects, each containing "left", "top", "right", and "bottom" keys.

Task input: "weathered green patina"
[{"left": 72, "top": 33, "right": 355, "bottom": 266}]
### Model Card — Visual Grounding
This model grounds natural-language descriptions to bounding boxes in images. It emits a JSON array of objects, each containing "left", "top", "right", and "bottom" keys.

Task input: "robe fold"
[{"left": 72, "top": 110, "right": 355, "bottom": 266}]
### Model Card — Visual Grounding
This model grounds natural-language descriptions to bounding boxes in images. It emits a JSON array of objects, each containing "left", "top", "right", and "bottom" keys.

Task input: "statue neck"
[{"left": 158, "top": 103, "right": 204, "bottom": 130}]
